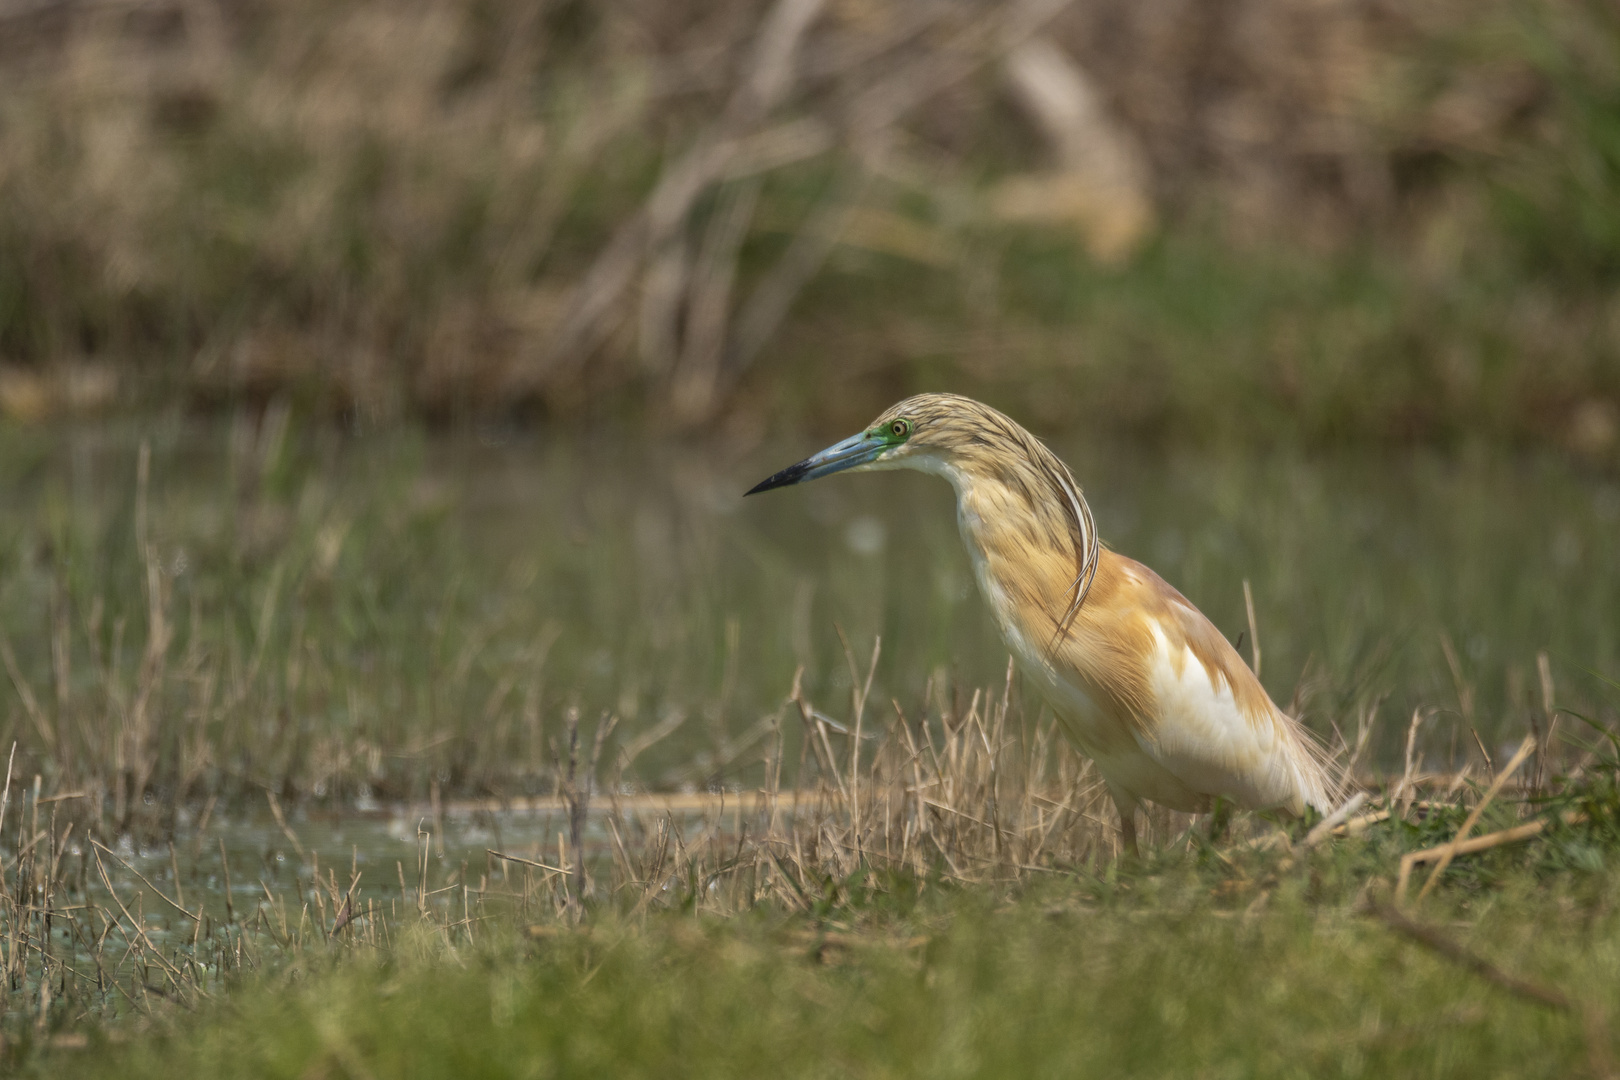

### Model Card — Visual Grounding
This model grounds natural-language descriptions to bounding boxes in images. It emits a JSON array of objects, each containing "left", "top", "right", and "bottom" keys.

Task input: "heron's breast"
[{"left": 963, "top": 541, "right": 1136, "bottom": 756}]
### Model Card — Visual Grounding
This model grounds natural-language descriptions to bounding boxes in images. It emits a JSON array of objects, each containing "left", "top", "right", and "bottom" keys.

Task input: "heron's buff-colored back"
[{"left": 948, "top": 461, "right": 1269, "bottom": 728}]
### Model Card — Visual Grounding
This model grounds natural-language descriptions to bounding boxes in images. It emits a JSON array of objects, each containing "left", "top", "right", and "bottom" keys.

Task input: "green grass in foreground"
[{"left": 27, "top": 859, "right": 1613, "bottom": 1080}]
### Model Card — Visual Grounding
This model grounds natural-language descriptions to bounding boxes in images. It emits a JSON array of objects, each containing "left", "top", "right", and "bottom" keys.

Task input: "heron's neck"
[{"left": 911, "top": 456, "right": 1078, "bottom": 613}]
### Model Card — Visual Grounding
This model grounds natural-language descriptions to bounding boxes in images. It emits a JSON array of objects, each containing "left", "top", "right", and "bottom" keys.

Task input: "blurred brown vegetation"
[{"left": 0, "top": 0, "right": 1616, "bottom": 454}]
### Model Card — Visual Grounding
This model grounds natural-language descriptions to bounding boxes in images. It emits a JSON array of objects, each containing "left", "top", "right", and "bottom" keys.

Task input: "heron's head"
[{"left": 745, "top": 393, "right": 1017, "bottom": 495}]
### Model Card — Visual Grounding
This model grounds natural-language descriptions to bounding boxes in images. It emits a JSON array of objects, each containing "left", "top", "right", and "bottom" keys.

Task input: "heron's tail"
[{"left": 1278, "top": 709, "right": 1345, "bottom": 816}]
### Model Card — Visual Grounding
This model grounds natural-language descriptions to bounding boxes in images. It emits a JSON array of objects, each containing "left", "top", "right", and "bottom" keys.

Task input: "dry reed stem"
[
  {"left": 1392, "top": 708, "right": 1431, "bottom": 818},
  {"left": 89, "top": 838, "right": 198, "bottom": 924},
  {"left": 1300, "top": 792, "right": 1369, "bottom": 851},
  {"left": 1336, "top": 809, "right": 1391, "bottom": 837},
  {"left": 1242, "top": 578, "right": 1262, "bottom": 679},
  {"left": 540, "top": 0, "right": 829, "bottom": 384},
  {"left": 1398, "top": 811, "right": 1585, "bottom": 894},
  {"left": 1406, "top": 734, "right": 1536, "bottom": 906},
  {"left": 264, "top": 790, "right": 307, "bottom": 859}
]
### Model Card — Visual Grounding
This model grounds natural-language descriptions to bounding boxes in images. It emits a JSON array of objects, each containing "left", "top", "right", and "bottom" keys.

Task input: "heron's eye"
[{"left": 889, "top": 419, "right": 911, "bottom": 439}]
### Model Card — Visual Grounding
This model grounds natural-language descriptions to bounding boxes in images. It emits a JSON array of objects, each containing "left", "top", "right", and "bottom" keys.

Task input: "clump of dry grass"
[{"left": 582, "top": 654, "right": 1139, "bottom": 912}]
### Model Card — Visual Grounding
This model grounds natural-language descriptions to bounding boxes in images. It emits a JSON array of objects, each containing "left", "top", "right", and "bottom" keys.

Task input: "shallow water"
[{"left": 66, "top": 800, "right": 640, "bottom": 947}]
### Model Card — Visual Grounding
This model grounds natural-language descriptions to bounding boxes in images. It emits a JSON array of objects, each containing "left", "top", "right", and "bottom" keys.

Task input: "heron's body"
[{"left": 748, "top": 393, "right": 1335, "bottom": 851}]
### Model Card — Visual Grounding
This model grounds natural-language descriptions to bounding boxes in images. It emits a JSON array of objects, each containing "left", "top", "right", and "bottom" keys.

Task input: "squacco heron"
[{"left": 747, "top": 393, "right": 1335, "bottom": 854}]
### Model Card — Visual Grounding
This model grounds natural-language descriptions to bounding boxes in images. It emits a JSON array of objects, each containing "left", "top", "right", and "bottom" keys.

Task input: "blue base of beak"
[{"left": 746, "top": 432, "right": 885, "bottom": 495}]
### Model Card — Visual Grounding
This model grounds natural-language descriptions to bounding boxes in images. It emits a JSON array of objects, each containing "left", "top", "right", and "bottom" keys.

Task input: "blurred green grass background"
[{"left": 0, "top": 0, "right": 1614, "bottom": 459}]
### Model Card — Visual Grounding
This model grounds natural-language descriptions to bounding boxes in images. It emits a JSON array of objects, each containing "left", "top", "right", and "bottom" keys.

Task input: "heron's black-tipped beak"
[{"left": 745, "top": 432, "right": 886, "bottom": 496}]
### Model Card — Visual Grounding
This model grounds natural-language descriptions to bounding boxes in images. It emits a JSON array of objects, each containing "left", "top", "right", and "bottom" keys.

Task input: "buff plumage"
[{"left": 749, "top": 392, "right": 1338, "bottom": 853}]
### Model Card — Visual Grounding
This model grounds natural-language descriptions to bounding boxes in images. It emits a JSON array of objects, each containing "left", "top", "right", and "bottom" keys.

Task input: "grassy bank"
[
  {"left": 19, "top": 817, "right": 1620, "bottom": 1078},
  {"left": 39, "top": 896, "right": 1609, "bottom": 1078},
  {"left": 9, "top": 662, "right": 1620, "bottom": 1074}
]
